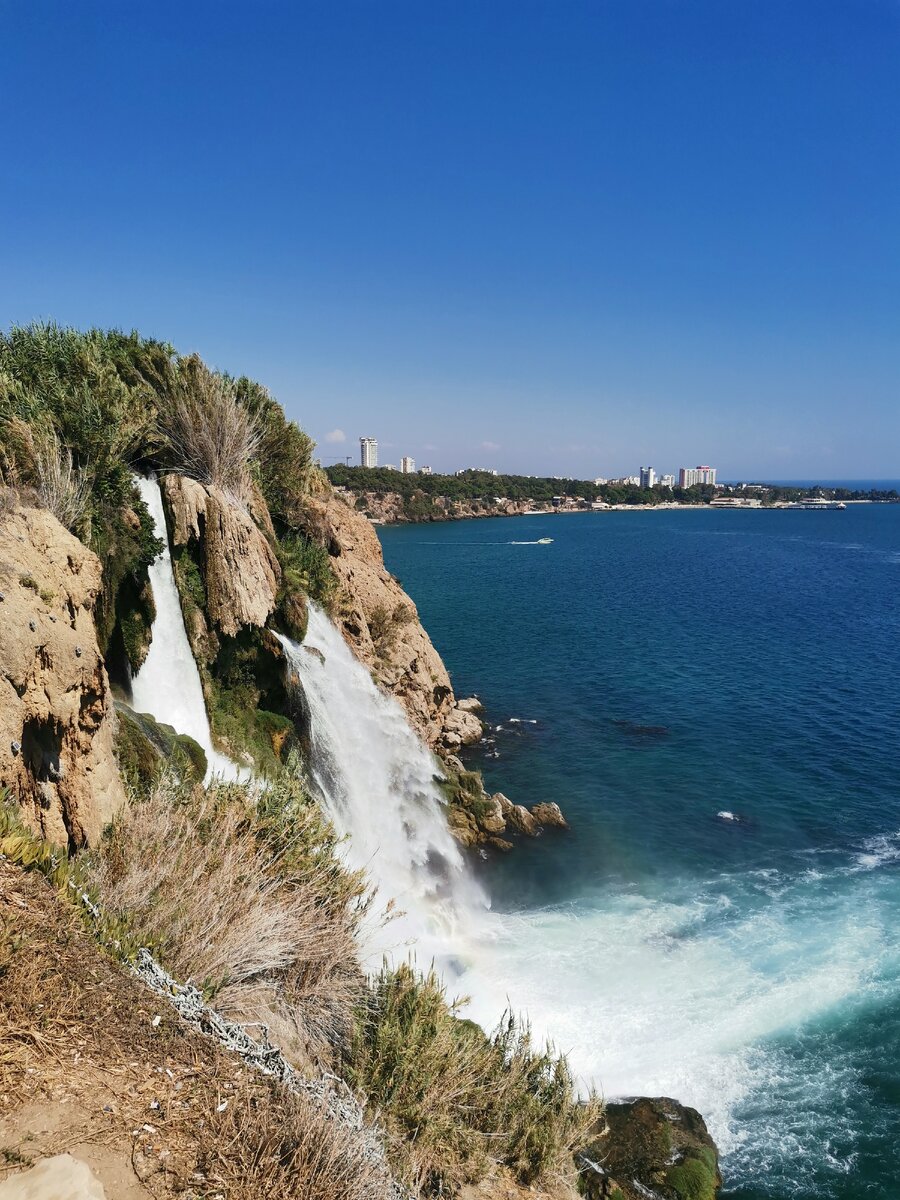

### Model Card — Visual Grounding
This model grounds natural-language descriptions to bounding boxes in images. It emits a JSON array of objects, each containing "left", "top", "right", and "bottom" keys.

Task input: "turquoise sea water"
[{"left": 379, "top": 505, "right": 900, "bottom": 1200}]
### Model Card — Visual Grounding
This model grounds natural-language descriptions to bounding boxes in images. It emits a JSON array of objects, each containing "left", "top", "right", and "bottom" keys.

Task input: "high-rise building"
[
  {"left": 640, "top": 466, "right": 656, "bottom": 489},
  {"left": 659, "top": 473, "right": 676, "bottom": 488},
  {"left": 678, "top": 465, "right": 717, "bottom": 487},
  {"left": 400, "top": 456, "right": 416, "bottom": 474},
  {"left": 359, "top": 437, "right": 378, "bottom": 468},
  {"left": 419, "top": 465, "right": 433, "bottom": 475}
]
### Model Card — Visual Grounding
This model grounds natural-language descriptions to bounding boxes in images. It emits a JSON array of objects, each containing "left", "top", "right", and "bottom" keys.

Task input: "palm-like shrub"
[{"left": 164, "top": 355, "right": 262, "bottom": 503}]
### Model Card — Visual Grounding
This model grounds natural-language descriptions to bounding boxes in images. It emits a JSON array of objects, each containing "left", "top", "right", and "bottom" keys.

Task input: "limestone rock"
[
  {"left": 162, "top": 474, "right": 280, "bottom": 638},
  {"left": 298, "top": 492, "right": 457, "bottom": 745},
  {"left": 442, "top": 705, "right": 483, "bottom": 748},
  {"left": 478, "top": 793, "right": 506, "bottom": 835},
  {"left": 456, "top": 696, "right": 483, "bottom": 713},
  {"left": 530, "top": 802, "right": 568, "bottom": 830},
  {"left": 498, "top": 795, "right": 537, "bottom": 836},
  {"left": 0, "top": 503, "right": 126, "bottom": 846},
  {"left": 579, "top": 1096, "right": 721, "bottom": 1200},
  {"left": 0, "top": 1154, "right": 107, "bottom": 1199}
]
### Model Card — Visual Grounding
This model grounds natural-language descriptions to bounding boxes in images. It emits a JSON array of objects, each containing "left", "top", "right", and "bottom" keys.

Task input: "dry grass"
[
  {"left": 85, "top": 770, "right": 367, "bottom": 1068},
  {"left": 165, "top": 355, "right": 262, "bottom": 503},
  {"left": 196, "top": 1086, "right": 395, "bottom": 1200},
  {"left": 0, "top": 859, "right": 397, "bottom": 1200},
  {"left": 0, "top": 417, "right": 90, "bottom": 533}
]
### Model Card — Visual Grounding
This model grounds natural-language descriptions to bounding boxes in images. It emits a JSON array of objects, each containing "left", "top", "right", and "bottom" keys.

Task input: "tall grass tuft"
[
  {"left": 165, "top": 355, "right": 262, "bottom": 503},
  {"left": 1, "top": 416, "right": 91, "bottom": 534},
  {"left": 86, "top": 760, "right": 370, "bottom": 1066},
  {"left": 348, "top": 962, "right": 602, "bottom": 1195}
]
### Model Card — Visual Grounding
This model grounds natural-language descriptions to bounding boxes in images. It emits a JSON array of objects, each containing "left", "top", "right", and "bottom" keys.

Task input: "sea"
[{"left": 378, "top": 499, "right": 900, "bottom": 1200}]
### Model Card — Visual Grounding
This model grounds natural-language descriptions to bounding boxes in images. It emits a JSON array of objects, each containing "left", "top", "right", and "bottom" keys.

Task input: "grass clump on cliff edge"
[
  {"left": 86, "top": 759, "right": 370, "bottom": 1067},
  {"left": 347, "top": 962, "right": 601, "bottom": 1195}
]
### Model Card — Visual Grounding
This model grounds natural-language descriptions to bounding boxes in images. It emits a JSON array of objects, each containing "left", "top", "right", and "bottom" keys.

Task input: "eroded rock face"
[
  {"left": 0, "top": 503, "right": 126, "bottom": 847},
  {"left": 299, "top": 492, "right": 462, "bottom": 746},
  {"left": 579, "top": 1097, "right": 722, "bottom": 1200},
  {"left": 162, "top": 474, "right": 280, "bottom": 637}
]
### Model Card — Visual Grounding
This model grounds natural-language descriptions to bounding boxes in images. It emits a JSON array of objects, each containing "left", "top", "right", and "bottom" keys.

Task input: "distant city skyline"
[{"left": 2, "top": 3, "right": 899, "bottom": 479}]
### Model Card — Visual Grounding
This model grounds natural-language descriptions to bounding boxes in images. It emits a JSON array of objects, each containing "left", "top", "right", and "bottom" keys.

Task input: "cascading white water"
[
  {"left": 276, "top": 607, "right": 490, "bottom": 968},
  {"left": 130, "top": 474, "right": 238, "bottom": 781}
]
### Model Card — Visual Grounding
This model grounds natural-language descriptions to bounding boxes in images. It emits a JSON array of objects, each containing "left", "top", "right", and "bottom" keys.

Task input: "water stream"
[
  {"left": 130, "top": 474, "right": 238, "bottom": 781},
  {"left": 276, "top": 609, "right": 489, "bottom": 969}
]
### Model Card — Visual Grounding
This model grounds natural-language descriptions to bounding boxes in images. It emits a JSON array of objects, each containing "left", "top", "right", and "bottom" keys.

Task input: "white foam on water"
[{"left": 130, "top": 474, "right": 240, "bottom": 782}]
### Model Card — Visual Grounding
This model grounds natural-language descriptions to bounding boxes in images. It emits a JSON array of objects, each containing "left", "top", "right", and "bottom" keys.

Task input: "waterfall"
[
  {"left": 276, "top": 606, "right": 490, "bottom": 968},
  {"left": 131, "top": 474, "right": 238, "bottom": 781}
]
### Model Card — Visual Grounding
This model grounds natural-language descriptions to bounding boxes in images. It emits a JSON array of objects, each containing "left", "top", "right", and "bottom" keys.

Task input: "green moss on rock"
[
  {"left": 666, "top": 1155, "right": 718, "bottom": 1200},
  {"left": 114, "top": 703, "right": 207, "bottom": 790}
]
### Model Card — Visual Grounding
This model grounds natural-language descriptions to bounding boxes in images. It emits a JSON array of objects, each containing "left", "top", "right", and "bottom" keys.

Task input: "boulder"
[
  {"left": 478, "top": 793, "right": 506, "bottom": 835},
  {"left": 579, "top": 1097, "right": 721, "bottom": 1200},
  {"left": 456, "top": 696, "right": 483, "bottom": 713},
  {"left": 0, "top": 503, "right": 126, "bottom": 847},
  {"left": 530, "top": 801, "right": 568, "bottom": 830},
  {"left": 442, "top": 706, "right": 483, "bottom": 748},
  {"left": 0, "top": 1155, "right": 107, "bottom": 1199},
  {"left": 500, "top": 797, "right": 537, "bottom": 836}
]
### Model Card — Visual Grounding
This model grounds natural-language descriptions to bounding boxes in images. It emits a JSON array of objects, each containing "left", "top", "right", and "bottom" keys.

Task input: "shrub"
[
  {"left": 276, "top": 529, "right": 337, "bottom": 610},
  {"left": 236, "top": 375, "right": 318, "bottom": 522},
  {"left": 86, "top": 761, "right": 370, "bottom": 1065},
  {"left": 347, "top": 962, "right": 601, "bottom": 1194},
  {"left": 163, "top": 355, "right": 262, "bottom": 503}
]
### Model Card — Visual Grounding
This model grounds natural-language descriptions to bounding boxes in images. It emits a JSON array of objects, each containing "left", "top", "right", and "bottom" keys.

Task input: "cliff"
[
  {"left": 0, "top": 500, "right": 125, "bottom": 847},
  {"left": 341, "top": 488, "right": 553, "bottom": 525},
  {"left": 298, "top": 490, "right": 480, "bottom": 747}
]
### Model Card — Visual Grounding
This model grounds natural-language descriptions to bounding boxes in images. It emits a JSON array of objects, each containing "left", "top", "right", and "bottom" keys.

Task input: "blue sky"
[{"left": 2, "top": 1, "right": 898, "bottom": 479}]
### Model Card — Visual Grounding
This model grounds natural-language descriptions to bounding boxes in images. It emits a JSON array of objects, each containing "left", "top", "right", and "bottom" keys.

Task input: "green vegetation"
[
  {"left": 347, "top": 962, "right": 601, "bottom": 1194},
  {"left": 114, "top": 704, "right": 207, "bottom": 791},
  {"left": 368, "top": 600, "right": 415, "bottom": 655},
  {"left": 328, "top": 464, "right": 900, "bottom": 515},
  {"left": 666, "top": 1149, "right": 719, "bottom": 1200},
  {"left": 276, "top": 529, "right": 337, "bottom": 612}
]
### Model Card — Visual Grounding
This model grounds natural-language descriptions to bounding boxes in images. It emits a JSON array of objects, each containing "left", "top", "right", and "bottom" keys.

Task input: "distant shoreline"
[{"left": 372, "top": 498, "right": 891, "bottom": 527}]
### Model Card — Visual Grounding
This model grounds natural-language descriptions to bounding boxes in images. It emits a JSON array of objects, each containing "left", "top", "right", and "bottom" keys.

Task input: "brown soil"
[{"left": 0, "top": 860, "right": 388, "bottom": 1199}]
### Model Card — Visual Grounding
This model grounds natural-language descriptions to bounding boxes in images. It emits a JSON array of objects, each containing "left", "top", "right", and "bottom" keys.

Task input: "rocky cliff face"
[
  {"left": 300, "top": 491, "right": 480, "bottom": 748},
  {"left": 162, "top": 474, "right": 280, "bottom": 637},
  {"left": 0, "top": 499, "right": 126, "bottom": 847},
  {"left": 342, "top": 489, "right": 551, "bottom": 525}
]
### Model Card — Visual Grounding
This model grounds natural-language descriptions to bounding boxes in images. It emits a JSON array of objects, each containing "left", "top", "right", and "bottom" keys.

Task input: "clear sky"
[{"left": 2, "top": 1, "right": 898, "bottom": 480}]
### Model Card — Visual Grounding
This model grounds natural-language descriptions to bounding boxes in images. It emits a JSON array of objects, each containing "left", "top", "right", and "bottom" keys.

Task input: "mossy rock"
[
  {"left": 276, "top": 587, "right": 309, "bottom": 642},
  {"left": 578, "top": 1097, "right": 721, "bottom": 1200},
  {"left": 114, "top": 703, "right": 207, "bottom": 790},
  {"left": 666, "top": 1152, "right": 719, "bottom": 1200}
]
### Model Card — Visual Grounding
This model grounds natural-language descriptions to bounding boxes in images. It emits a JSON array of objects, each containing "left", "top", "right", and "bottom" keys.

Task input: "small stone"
[
  {"left": 11, "top": 740, "right": 21, "bottom": 755},
  {"left": 75, "top": 645, "right": 83, "bottom": 658},
  {"left": 0, "top": 591, "right": 5, "bottom": 600},
  {"left": 29, "top": 619, "right": 36, "bottom": 631}
]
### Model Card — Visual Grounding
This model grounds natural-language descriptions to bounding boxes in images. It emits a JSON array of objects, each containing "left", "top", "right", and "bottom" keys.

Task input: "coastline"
[{"left": 365, "top": 497, "right": 885, "bottom": 526}]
